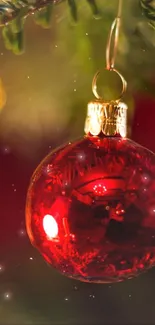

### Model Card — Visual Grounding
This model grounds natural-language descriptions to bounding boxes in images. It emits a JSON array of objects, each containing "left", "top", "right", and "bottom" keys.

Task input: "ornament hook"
[
  {"left": 92, "top": 68, "right": 127, "bottom": 102},
  {"left": 106, "top": 0, "right": 123, "bottom": 71},
  {"left": 92, "top": 0, "right": 127, "bottom": 102}
]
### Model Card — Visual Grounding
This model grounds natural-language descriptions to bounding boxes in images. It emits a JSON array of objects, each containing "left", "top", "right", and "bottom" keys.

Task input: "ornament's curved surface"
[{"left": 26, "top": 136, "right": 155, "bottom": 283}]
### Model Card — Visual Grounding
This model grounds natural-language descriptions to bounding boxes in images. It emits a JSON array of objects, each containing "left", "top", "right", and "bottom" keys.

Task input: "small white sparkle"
[
  {"left": 64, "top": 297, "right": 69, "bottom": 301},
  {"left": 18, "top": 228, "right": 26, "bottom": 237},
  {"left": 3, "top": 291, "right": 12, "bottom": 301},
  {"left": 129, "top": 294, "right": 132, "bottom": 298},
  {"left": 27, "top": 76, "right": 30, "bottom": 79},
  {"left": 89, "top": 294, "right": 95, "bottom": 299},
  {"left": 77, "top": 152, "right": 85, "bottom": 161},
  {"left": 73, "top": 285, "right": 78, "bottom": 290},
  {"left": 4, "top": 147, "right": 10, "bottom": 154},
  {"left": 29, "top": 257, "right": 33, "bottom": 260},
  {"left": 0, "top": 264, "right": 5, "bottom": 273}
]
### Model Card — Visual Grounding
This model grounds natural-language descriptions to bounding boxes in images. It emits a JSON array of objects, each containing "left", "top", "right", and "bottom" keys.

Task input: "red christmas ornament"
[
  {"left": 25, "top": 8, "right": 155, "bottom": 282},
  {"left": 26, "top": 73, "right": 155, "bottom": 283}
]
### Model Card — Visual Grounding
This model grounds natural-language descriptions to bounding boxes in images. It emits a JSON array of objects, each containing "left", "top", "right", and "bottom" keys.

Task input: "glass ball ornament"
[{"left": 26, "top": 130, "right": 155, "bottom": 283}]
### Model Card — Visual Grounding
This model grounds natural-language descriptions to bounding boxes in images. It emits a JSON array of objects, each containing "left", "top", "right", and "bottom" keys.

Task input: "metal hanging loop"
[{"left": 92, "top": 68, "right": 127, "bottom": 102}]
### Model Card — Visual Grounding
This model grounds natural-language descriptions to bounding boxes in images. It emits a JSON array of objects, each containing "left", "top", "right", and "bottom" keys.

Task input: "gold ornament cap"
[{"left": 84, "top": 100, "right": 128, "bottom": 138}]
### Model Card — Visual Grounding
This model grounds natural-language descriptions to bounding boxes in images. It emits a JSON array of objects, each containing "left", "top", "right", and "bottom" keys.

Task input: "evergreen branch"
[
  {"left": 0, "top": 0, "right": 58, "bottom": 26},
  {"left": 68, "top": 0, "right": 78, "bottom": 21},
  {"left": 140, "top": 0, "right": 155, "bottom": 21},
  {"left": 0, "top": 0, "right": 100, "bottom": 26}
]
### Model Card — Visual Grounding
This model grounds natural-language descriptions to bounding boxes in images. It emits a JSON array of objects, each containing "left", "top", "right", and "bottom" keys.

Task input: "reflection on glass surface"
[{"left": 26, "top": 136, "right": 155, "bottom": 283}]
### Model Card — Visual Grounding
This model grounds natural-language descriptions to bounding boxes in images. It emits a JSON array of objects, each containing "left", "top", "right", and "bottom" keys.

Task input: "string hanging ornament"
[{"left": 26, "top": 0, "right": 155, "bottom": 283}]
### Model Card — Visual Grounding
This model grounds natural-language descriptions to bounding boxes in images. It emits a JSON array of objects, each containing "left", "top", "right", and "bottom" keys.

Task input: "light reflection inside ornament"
[
  {"left": 142, "top": 173, "right": 151, "bottom": 184},
  {"left": 77, "top": 151, "right": 86, "bottom": 161},
  {"left": 93, "top": 183, "right": 107, "bottom": 196},
  {"left": 43, "top": 214, "right": 58, "bottom": 239}
]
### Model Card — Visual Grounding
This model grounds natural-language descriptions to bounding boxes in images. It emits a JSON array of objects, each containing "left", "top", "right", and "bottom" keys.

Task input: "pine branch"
[
  {"left": 34, "top": 3, "right": 53, "bottom": 28},
  {"left": 0, "top": 0, "right": 100, "bottom": 26},
  {"left": 86, "top": 0, "right": 100, "bottom": 16},
  {"left": 140, "top": 0, "right": 155, "bottom": 21},
  {"left": 68, "top": 0, "right": 78, "bottom": 21},
  {"left": 0, "top": 0, "right": 56, "bottom": 25},
  {"left": 2, "top": 16, "right": 25, "bottom": 54}
]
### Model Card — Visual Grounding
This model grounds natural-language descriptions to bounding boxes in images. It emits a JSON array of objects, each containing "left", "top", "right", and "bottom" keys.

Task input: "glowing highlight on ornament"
[
  {"left": 43, "top": 214, "right": 58, "bottom": 239},
  {"left": 93, "top": 183, "right": 107, "bottom": 196}
]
